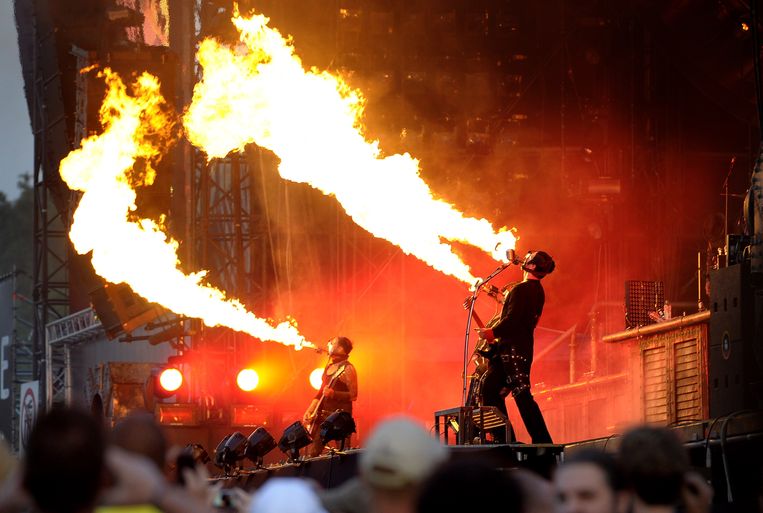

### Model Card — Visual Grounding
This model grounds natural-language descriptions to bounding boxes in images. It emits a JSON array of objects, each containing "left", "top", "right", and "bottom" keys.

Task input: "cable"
[{"left": 719, "top": 409, "right": 759, "bottom": 503}]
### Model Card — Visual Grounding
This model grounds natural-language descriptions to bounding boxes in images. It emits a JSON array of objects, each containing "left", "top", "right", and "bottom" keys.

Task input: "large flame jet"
[
  {"left": 184, "top": 9, "right": 517, "bottom": 285},
  {"left": 60, "top": 69, "right": 312, "bottom": 349}
]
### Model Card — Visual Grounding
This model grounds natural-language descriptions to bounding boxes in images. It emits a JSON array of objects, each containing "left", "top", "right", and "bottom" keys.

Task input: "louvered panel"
[
  {"left": 674, "top": 339, "right": 701, "bottom": 422},
  {"left": 644, "top": 347, "right": 668, "bottom": 422}
]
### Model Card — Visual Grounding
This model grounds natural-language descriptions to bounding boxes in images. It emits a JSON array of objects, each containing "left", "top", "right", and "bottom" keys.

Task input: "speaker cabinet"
[
  {"left": 89, "top": 282, "right": 163, "bottom": 339},
  {"left": 708, "top": 263, "right": 763, "bottom": 417}
]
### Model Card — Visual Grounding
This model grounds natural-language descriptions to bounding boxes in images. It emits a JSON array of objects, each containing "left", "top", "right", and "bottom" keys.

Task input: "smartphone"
[
  {"left": 175, "top": 449, "right": 197, "bottom": 486},
  {"left": 212, "top": 489, "right": 234, "bottom": 509}
]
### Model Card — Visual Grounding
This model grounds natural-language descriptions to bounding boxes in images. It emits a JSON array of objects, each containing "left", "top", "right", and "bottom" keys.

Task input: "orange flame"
[
  {"left": 60, "top": 69, "right": 312, "bottom": 349},
  {"left": 184, "top": 9, "right": 516, "bottom": 285}
]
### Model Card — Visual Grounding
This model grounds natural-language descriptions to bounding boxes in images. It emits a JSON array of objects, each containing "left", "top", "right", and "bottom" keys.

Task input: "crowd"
[{"left": 0, "top": 406, "right": 757, "bottom": 513}]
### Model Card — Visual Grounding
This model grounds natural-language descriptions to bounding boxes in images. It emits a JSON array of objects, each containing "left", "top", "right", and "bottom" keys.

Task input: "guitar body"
[
  {"left": 305, "top": 364, "right": 346, "bottom": 436},
  {"left": 474, "top": 314, "right": 502, "bottom": 359}
]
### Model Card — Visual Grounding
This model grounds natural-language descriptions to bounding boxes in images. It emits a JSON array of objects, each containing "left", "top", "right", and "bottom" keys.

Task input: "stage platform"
[
  {"left": 214, "top": 442, "right": 564, "bottom": 491},
  {"left": 213, "top": 412, "right": 763, "bottom": 511}
]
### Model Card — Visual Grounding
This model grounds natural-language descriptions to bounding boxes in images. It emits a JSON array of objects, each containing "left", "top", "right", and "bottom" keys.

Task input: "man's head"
[
  {"left": 358, "top": 416, "right": 447, "bottom": 492},
  {"left": 554, "top": 449, "right": 626, "bottom": 513},
  {"left": 111, "top": 410, "right": 168, "bottom": 471},
  {"left": 418, "top": 459, "right": 524, "bottom": 513},
  {"left": 328, "top": 336, "right": 353, "bottom": 359},
  {"left": 617, "top": 425, "right": 689, "bottom": 508},
  {"left": 23, "top": 406, "right": 106, "bottom": 513},
  {"left": 522, "top": 251, "right": 555, "bottom": 279}
]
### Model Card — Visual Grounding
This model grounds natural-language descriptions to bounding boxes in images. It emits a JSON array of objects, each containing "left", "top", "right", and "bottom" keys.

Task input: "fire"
[
  {"left": 60, "top": 69, "right": 312, "bottom": 350},
  {"left": 184, "top": 9, "right": 516, "bottom": 285}
]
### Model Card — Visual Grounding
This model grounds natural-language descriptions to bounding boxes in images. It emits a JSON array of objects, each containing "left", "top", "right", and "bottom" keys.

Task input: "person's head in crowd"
[
  {"left": 0, "top": 437, "right": 16, "bottom": 482},
  {"left": 512, "top": 468, "right": 554, "bottom": 513},
  {"left": 23, "top": 406, "right": 106, "bottom": 513},
  {"left": 111, "top": 410, "right": 168, "bottom": 471},
  {"left": 553, "top": 449, "right": 627, "bottom": 513},
  {"left": 249, "top": 478, "right": 327, "bottom": 513},
  {"left": 321, "top": 416, "right": 447, "bottom": 513},
  {"left": 359, "top": 416, "right": 447, "bottom": 492},
  {"left": 617, "top": 425, "right": 689, "bottom": 511},
  {"left": 417, "top": 458, "right": 523, "bottom": 513}
]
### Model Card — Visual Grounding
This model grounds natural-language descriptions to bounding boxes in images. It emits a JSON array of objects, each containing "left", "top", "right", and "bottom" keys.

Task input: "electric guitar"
[
  {"left": 305, "top": 363, "right": 347, "bottom": 435},
  {"left": 463, "top": 295, "right": 502, "bottom": 360}
]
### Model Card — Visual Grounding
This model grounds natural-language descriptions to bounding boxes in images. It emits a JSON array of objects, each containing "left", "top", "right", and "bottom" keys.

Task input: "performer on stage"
[
  {"left": 476, "top": 250, "right": 555, "bottom": 444},
  {"left": 302, "top": 336, "right": 358, "bottom": 457}
]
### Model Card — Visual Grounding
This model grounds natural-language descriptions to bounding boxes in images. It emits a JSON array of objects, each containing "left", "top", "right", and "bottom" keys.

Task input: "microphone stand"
[{"left": 460, "top": 261, "right": 515, "bottom": 409}]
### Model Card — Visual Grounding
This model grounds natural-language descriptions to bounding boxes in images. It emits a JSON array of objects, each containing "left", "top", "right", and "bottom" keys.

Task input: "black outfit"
[
  {"left": 480, "top": 279, "right": 553, "bottom": 444},
  {"left": 307, "top": 359, "right": 355, "bottom": 456}
]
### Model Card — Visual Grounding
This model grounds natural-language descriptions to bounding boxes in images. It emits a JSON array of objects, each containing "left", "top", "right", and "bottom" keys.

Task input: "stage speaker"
[
  {"left": 89, "top": 282, "right": 163, "bottom": 339},
  {"left": 624, "top": 280, "right": 664, "bottom": 329},
  {"left": 708, "top": 263, "right": 763, "bottom": 417}
]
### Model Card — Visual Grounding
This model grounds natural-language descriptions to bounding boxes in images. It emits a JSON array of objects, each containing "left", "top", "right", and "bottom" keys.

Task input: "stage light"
[
  {"left": 159, "top": 368, "right": 183, "bottom": 393},
  {"left": 236, "top": 368, "right": 259, "bottom": 392},
  {"left": 213, "top": 434, "right": 231, "bottom": 468},
  {"left": 214, "top": 432, "right": 247, "bottom": 470},
  {"left": 278, "top": 421, "right": 312, "bottom": 462},
  {"left": 245, "top": 427, "right": 276, "bottom": 467},
  {"left": 319, "top": 410, "right": 356, "bottom": 450},
  {"left": 309, "top": 368, "right": 323, "bottom": 390}
]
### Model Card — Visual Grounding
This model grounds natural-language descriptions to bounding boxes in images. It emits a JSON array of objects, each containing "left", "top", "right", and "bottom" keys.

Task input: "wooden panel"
[
  {"left": 643, "top": 346, "right": 668, "bottom": 423},
  {"left": 674, "top": 339, "right": 701, "bottom": 422}
]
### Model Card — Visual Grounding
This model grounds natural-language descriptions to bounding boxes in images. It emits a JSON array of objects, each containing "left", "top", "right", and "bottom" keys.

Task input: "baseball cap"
[{"left": 359, "top": 416, "right": 448, "bottom": 490}]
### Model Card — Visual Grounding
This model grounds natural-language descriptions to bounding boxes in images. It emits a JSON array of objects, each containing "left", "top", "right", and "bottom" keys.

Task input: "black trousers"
[{"left": 481, "top": 361, "right": 553, "bottom": 444}]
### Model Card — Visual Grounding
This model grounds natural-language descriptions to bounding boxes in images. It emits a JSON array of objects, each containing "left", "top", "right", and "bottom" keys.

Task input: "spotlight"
[
  {"left": 213, "top": 434, "right": 231, "bottom": 467},
  {"left": 309, "top": 368, "right": 323, "bottom": 390},
  {"left": 152, "top": 367, "right": 184, "bottom": 399},
  {"left": 245, "top": 427, "right": 276, "bottom": 467},
  {"left": 159, "top": 368, "right": 183, "bottom": 392},
  {"left": 236, "top": 368, "right": 259, "bottom": 392},
  {"left": 278, "top": 421, "right": 312, "bottom": 462},
  {"left": 214, "top": 432, "right": 247, "bottom": 471},
  {"left": 319, "top": 410, "right": 356, "bottom": 450}
]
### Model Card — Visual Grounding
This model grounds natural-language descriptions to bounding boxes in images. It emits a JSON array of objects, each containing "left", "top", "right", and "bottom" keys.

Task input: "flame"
[
  {"left": 60, "top": 69, "right": 312, "bottom": 350},
  {"left": 184, "top": 9, "right": 516, "bottom": 285}
]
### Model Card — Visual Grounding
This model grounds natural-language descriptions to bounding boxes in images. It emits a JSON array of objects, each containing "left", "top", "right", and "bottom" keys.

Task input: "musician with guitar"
[
  {"left": 302, "top": 336, "right": 358, "bottom": 457},
  {"left": 476, "top": 250, "right": 555, "bottom": 444}
]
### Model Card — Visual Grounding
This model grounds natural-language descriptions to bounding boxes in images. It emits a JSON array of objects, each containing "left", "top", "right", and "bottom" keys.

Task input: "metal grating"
[{"left": 625, "top": 280, "right": 664, "bottom": 329}]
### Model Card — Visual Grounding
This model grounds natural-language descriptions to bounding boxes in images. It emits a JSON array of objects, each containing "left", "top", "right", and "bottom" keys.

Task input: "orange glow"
[
  {"left": 183, "top": 7, "right": 517, "bottom": 285},
  {"left": 58, "top": 69, "right": 314, "bottom": 350},
  {"left": 237, "top": 368, "right": 260, "bottom": 391},
  {"left": 309, "top": 368, "right": 323, "bottom": 390},
  {"left": 741, "top": 22, "right": 750, "bottom": 31},
  {"left": 158, "top": 368, "right": 183, "bottom": 392}
]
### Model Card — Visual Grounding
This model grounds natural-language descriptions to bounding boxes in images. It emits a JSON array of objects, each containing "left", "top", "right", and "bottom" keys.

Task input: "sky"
[{"left": 0, "top": 0, "right": 34, "bottom": 202}]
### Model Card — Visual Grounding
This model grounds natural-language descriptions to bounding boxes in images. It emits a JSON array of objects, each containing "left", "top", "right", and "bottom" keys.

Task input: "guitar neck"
[{"left": 470, "top": 310, "right": 485, "bottom": 329}]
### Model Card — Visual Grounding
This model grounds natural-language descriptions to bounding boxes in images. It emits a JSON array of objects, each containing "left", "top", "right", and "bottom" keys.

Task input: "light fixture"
[
  {"left": 319, "top": 411, "right": 356, "bottom": 450},
  {"left": 213, "top": 432, "right": 247, "bottom": 472},
  {"left": 236, "top": 368, "right": 259, "bottom": 392},
  {"left": 309, "top": 368, "right": 323, "bottom": 390},
  {"left": 153, "top": 367, "right": 184, "bottom": 398},
  {"left": 245, "top": 427, "right": 276, "bottom": 467},
  {"left": 159, "top": 368, "right": 183, "bottom": 392},
  {"left": 278, "top": 421, "right": 312, "bottom": 462},
  {"left": 213, "top": 434, "right": 231, "bottom": 468}
]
